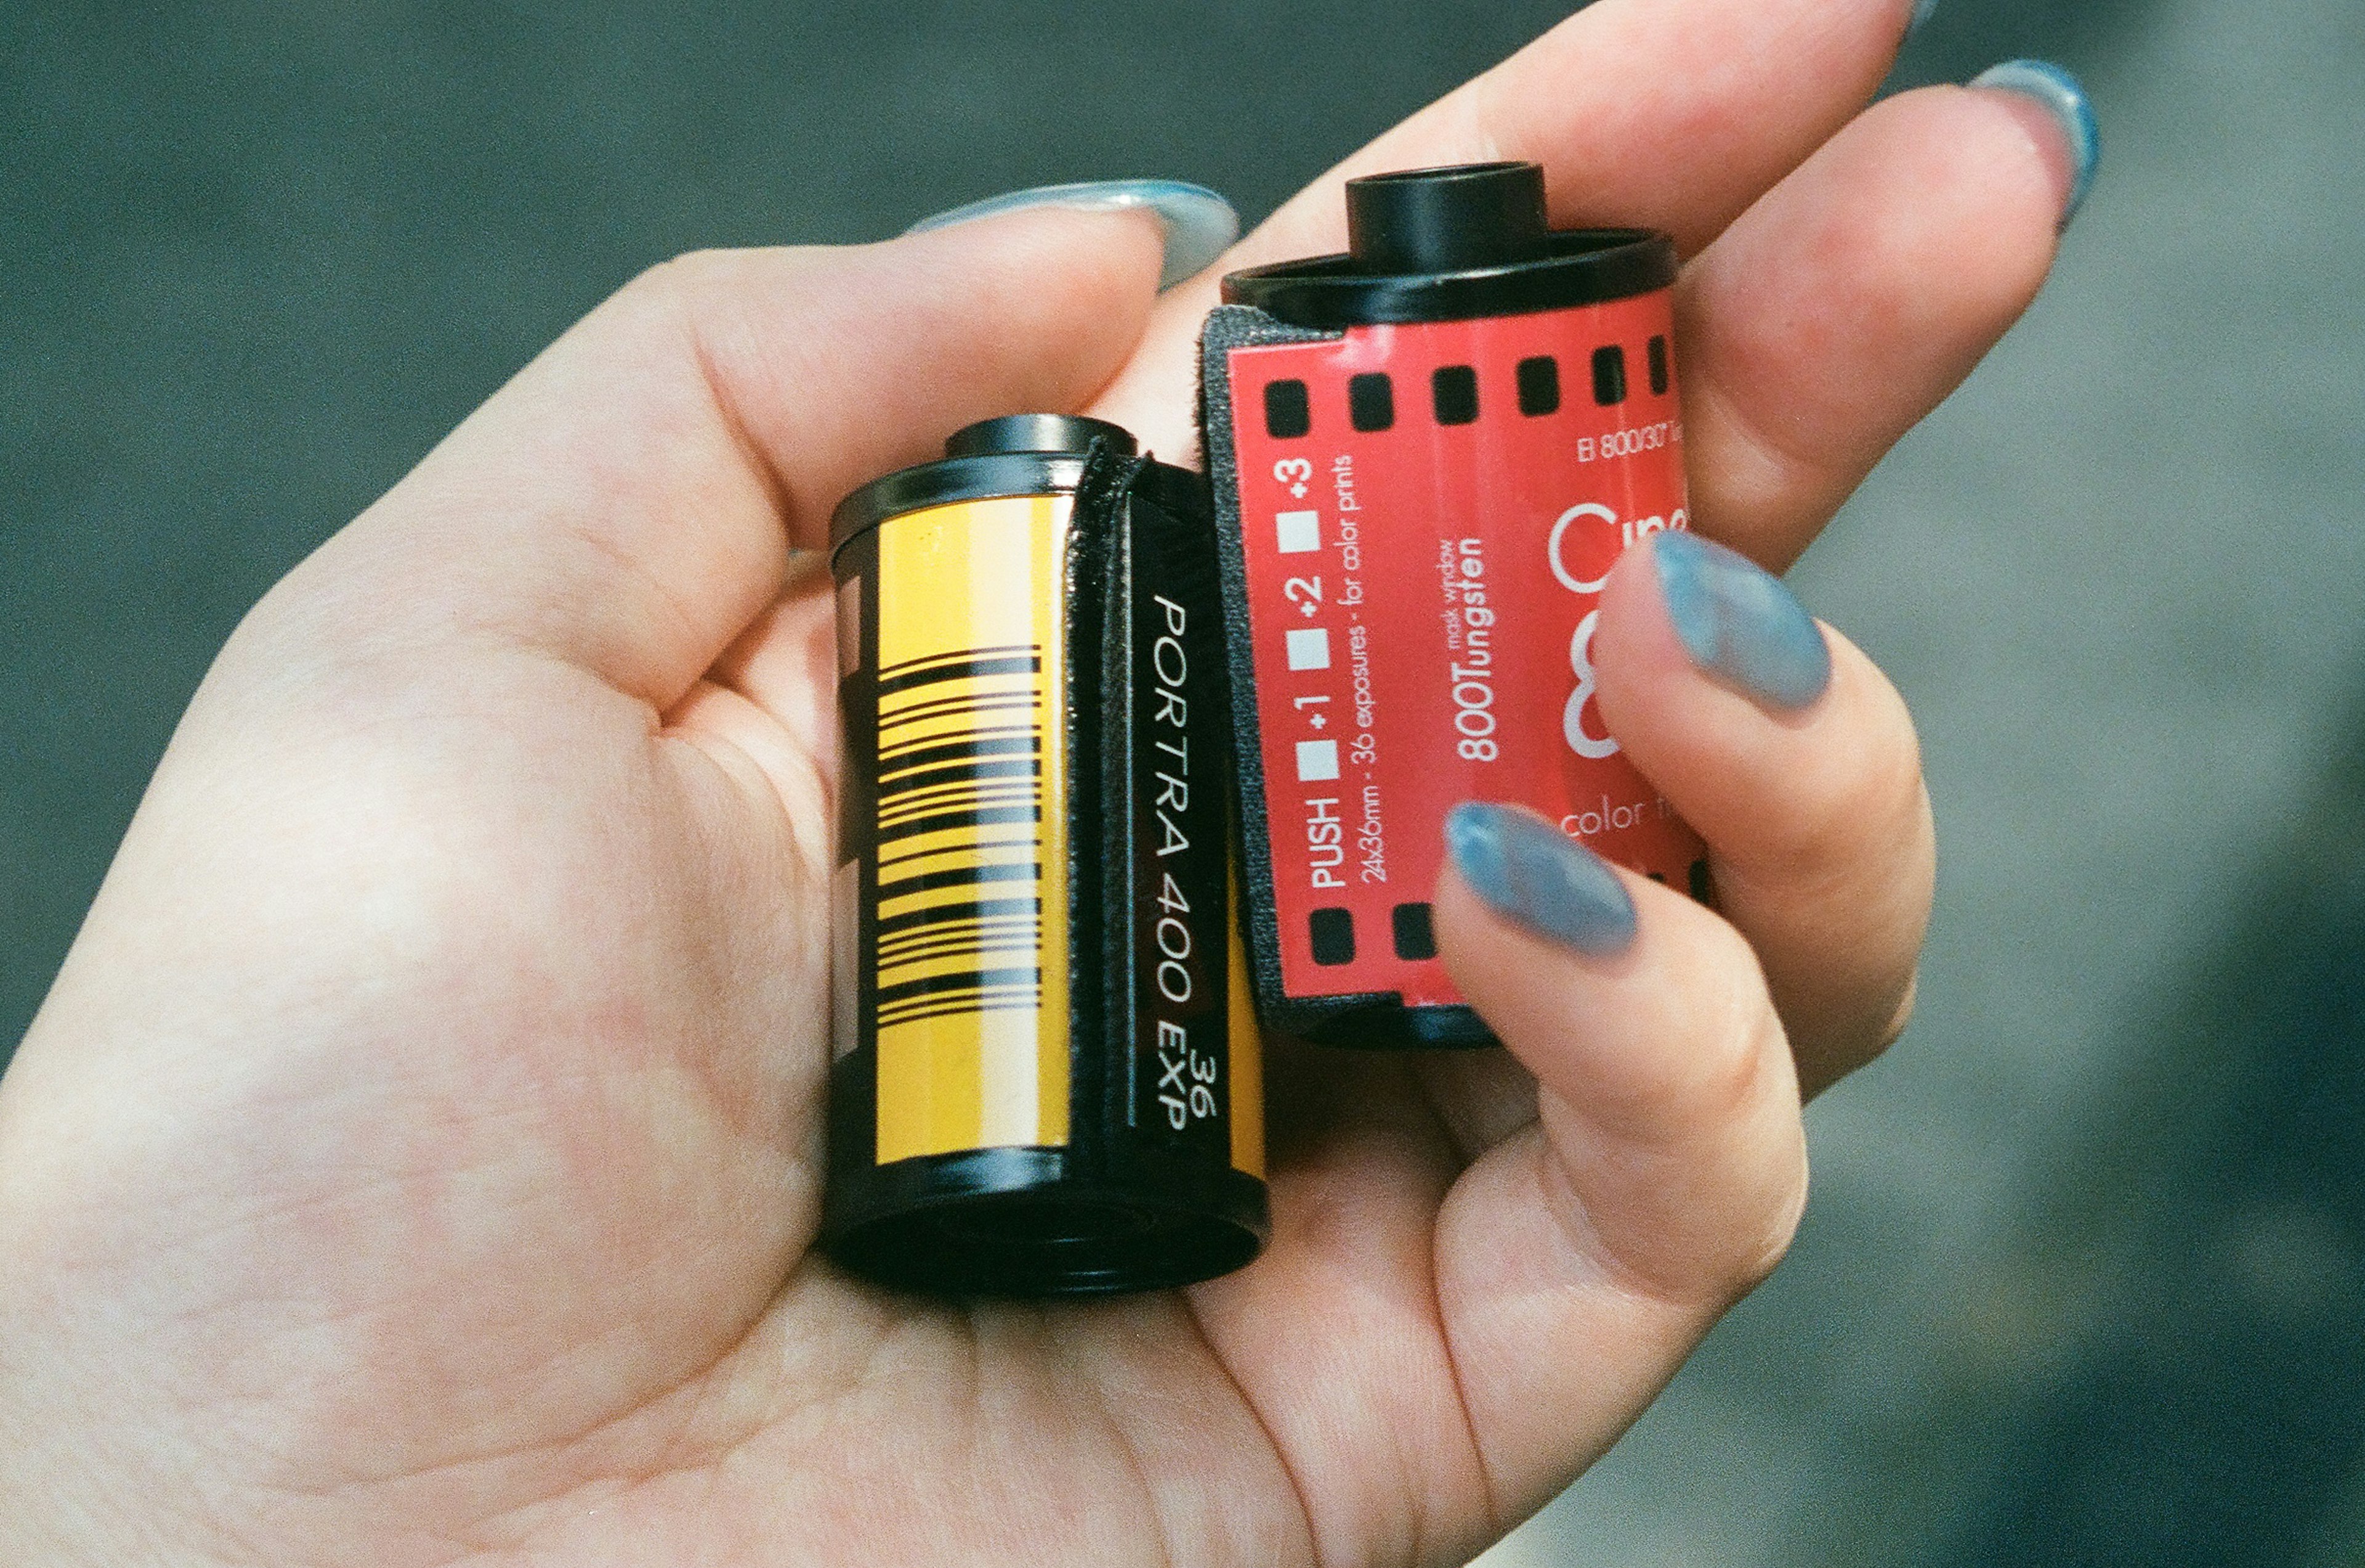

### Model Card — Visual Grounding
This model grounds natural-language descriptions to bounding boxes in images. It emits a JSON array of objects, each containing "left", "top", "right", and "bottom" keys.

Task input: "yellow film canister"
[{"left": 822, "top": 414, "right": 1267, "bottom": 1295}]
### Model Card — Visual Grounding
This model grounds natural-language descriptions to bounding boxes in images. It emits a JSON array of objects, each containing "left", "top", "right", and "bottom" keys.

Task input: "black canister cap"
[{"left": 1223, "top": 160, "right": 1676, "bottom": 329}]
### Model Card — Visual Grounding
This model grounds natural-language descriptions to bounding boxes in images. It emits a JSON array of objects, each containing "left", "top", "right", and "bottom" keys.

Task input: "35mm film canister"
[
  {"left": 823, "top": 414, "right": 1267, "bottom": 1295},
  {"left": 1200, "top": 161, "right": 1710, "bottom": 1048}
]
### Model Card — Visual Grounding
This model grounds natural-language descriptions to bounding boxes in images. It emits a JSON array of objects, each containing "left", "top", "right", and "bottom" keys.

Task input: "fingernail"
[
  {"left": 905, "top": 180, "right": 1239, "bottom": 290},
  {"left": 1907, "top": 0, "right": 1939, "bottom": 41},
  {"left": 1446, "top": 803, "right": 1638, "bottom": 958},
  {"left": 1652, "top": 531, "right": 1833, "bottom": 712},
  {"left": 1969, "top": 60, "right": 2101, "bottom": 228}
]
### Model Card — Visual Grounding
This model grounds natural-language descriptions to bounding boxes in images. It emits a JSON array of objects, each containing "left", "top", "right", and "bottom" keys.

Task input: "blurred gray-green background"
[{"left": 6, "top": 2, "right": 2361, "bottom": 1562}]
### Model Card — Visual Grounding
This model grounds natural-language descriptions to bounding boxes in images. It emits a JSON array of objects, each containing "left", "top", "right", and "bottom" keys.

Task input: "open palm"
[{"left": 0, "top": 2, "right": 2074, "bottom": 1563}]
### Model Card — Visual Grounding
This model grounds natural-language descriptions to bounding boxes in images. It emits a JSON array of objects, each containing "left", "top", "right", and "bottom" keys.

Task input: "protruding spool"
[
  {"left": 831, "top": 413, "right": 1165, "bottom": 551},
  {"left": 1346, "top": 162, "right": 1549, "bottom": 274},
  {"left": 1219, "top": 159, "right": 1676, "bottom": 329}
]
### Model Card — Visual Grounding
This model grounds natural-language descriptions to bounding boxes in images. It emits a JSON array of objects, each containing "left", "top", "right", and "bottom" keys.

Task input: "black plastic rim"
[
  {"left": 822, "top": 1147, "right": 1269, "bottom": 1297},
  {"left": 1221, "top": 227, "right": 1677, "bottom": 329},
  {"left": 830, "top": 451, "right": 1085, "bottom": 554},
  {"left": 829, "top": 429, "right": 1202, "bottom": 555}
]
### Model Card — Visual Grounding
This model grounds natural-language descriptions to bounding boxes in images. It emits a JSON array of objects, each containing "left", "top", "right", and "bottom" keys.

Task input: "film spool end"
[
  {"left": 826, "top": 1158, "right": 1269, "bottom": 1298},
  {"left": 1223, "top": 160, "right": 1670, "bottom": 328},
  {"left": 1346, "top": 162, "right": 1548, "bottom": 275},
  {"left": 945, "top": 413, "right": 1139, "bottom": 460}
]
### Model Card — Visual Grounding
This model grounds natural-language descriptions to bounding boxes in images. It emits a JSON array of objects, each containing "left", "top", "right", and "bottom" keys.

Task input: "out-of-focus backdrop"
[{"left": 6, "top": 1, "right": 2360, "bottom": 1561}]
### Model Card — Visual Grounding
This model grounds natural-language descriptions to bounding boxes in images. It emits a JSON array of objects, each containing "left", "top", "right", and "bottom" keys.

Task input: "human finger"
[
  {"left": 1168, "top": 831, "right": 1806, "bottom": 1566},
  {"left": 1594, "top": 531, "right": 1932, "bottom": 1096},
  {"left": 1093, "top": 0, "right": 1923, "bottom": 450},
  {"left": 1237, "top": 0, "right": 1922, "bottom": 263},
  {"left": 1427, "top": 806, "right": 1808, "bottom": 1524},
  {"left": 254, "top": 208, "right": 1165, "bottom": 711},
  {"left": 1676, "top": 78, "right": 2088, "bottom": 570}
]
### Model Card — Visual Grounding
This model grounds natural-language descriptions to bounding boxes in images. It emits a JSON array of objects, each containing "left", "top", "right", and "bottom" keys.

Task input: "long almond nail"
[
  {"left": 1970, "top": 60, "right": 2101, "bottom": 229},
  {"left": 905, "top": 180, "right": 1239, "bottom": 289}
]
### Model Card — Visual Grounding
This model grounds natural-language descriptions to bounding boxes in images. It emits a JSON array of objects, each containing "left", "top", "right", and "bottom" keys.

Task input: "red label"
[{"left": 1227, "top": 294, "right": 1706, "bottom": 1008}]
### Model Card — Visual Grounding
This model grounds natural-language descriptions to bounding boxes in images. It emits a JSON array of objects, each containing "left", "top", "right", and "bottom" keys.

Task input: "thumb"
[{"left": 267, "top": 207, "right": 1166, "bottom": 709}]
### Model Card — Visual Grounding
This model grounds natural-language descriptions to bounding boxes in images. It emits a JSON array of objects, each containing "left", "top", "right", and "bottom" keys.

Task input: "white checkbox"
[
  {"left": 1285, "top": 628, "right": 1332, "bottom": 671},
  {"left": 1275, "top": 510, "right": 1320, "bottom": 554},
  {"left": 1296, "top": 740, "right": 1340, "bottom": 782}
]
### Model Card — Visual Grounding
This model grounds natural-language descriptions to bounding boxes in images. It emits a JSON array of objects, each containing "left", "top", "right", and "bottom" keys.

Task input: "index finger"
[{"left": 259, "top": 211, "right": 1165, "bottom": 712}]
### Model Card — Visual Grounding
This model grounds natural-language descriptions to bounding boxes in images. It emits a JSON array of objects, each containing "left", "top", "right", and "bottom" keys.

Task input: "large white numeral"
[{"left": 1563, "top": 610, "right": 1620, "bottom": 760}]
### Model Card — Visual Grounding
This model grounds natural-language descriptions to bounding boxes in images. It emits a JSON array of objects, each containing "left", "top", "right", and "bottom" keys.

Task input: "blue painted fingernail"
[
  {"left": 1907, "top": 0, "right": 1939, "bottom": 41},
  {"left": 905, "top": 179, "right": 1239, "bottom": 290},
  {"left": 1653, "top": 531, "right": 1833, "bottom": 712},
  {"left": 1970, "top": 60, "right": 2101, "bottom": 228},
  {"left": 1446, "top": 803, "right": 1637, "bottom": 958}
]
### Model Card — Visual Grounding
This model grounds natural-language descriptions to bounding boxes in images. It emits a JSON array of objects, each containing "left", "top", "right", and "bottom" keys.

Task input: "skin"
[{"left": 0, "top": 0, "right": 2071, "bottom": 1562}]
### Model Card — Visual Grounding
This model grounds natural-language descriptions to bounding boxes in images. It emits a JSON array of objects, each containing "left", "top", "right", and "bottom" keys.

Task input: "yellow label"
[
  {"left": 1226, "top": 859, "right": 1265, "bottom": 1178},
  {"left": 871, "top": 495, "right": 1070, "bottom": 1163}
]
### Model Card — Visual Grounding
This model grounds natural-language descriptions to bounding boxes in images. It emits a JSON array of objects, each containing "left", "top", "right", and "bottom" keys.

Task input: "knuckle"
[
  {"left": 1758, "top": 687, "right": 1930, "bottom": 892},
  {"left": 1684, "top": 918, "right": 1790, "bottom": 1121},
  {"left": 1799, "top": 963, "right": 1922, "bottom": 1100},
  {"left": 1729, "top": 1133, "right": 1811, "bottom": 1296},
  {"left": 607, "top": 249, "right": 752, "bottom": 347},
  {"left": 621, "top": 247, "right": 731, "bottom": 308},
  {"left": 1692, "top": 987, "right": 1810, "bottom": 1298},
  {"left": 1537, "top": 908, "right": 1813, "bottom": 1312},
  {"left": 1874, "top": 969, "right": 1922, "bottom": 1054},
  {"left": 1689, "top": 927, "right": 1813, "bottom": 1299},
  {"left": 1593, "top": 912, "right": 1789, "bottom": 1144}
]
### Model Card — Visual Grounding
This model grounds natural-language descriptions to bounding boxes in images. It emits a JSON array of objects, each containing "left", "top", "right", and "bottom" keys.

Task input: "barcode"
[{"left": 872, "top": 644, "right": 1046, "bottom": 1032}]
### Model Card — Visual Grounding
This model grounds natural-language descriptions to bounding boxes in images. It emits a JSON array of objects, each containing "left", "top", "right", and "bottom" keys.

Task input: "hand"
[{"left": 0, "top": 1, "right": 2079, "bottom": 1562}]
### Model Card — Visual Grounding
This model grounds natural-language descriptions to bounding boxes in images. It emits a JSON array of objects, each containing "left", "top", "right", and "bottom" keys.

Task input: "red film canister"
[{"left": 1200, "top": 162, "right": 1709, "bottom": 1048}]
